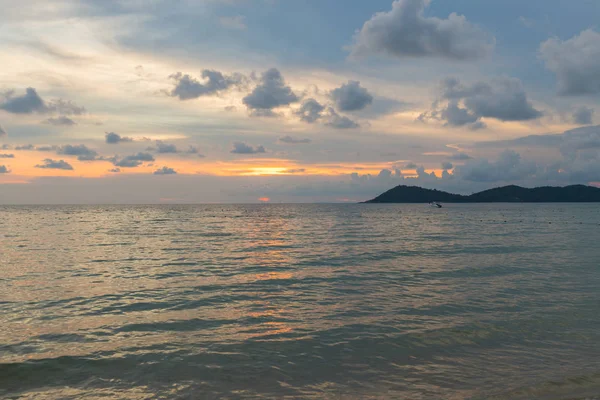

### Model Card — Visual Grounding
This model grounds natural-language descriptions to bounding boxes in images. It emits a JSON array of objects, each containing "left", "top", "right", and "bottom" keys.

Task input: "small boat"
[{"left": 429, "top": 202, "right": 443, "bottom": 208}]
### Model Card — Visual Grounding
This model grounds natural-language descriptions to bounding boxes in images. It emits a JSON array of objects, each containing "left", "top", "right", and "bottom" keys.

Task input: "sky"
[{"left": 1, "top": 0, "right": 600, "bottom": 204}]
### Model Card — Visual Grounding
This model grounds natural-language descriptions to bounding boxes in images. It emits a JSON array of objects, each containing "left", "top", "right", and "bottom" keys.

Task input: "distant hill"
[{"left": 364, "top": 185, "right": 600, "bottom": 203}]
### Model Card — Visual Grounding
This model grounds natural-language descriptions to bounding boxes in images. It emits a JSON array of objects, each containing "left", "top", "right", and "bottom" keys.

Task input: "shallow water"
[{"left": 1, "top": 204, "right": 599, "bottom": 399}]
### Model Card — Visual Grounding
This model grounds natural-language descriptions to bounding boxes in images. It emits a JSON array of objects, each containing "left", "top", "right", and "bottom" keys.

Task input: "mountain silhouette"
[{"left": 364, "top": 185, "right": 600, "bottom": 203}]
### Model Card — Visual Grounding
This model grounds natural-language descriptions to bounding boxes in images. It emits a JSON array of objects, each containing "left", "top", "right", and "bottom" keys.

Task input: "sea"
[{"left": 1, "top": 204, "right": 599, "bottom": 400}]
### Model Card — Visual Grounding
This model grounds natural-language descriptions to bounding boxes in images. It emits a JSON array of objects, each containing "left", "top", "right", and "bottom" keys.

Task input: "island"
[{"left": 364, "top": 184, "right": 600, "bottom": 203}]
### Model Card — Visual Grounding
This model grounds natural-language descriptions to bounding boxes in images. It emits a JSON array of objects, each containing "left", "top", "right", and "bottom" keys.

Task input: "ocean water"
[{"left": 1, "top": 204, "right": 600, "bottom": 400}]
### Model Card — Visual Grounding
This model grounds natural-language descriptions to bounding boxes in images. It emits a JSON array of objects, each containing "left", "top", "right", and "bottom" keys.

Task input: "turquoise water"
[{"left": 1, "top": 204, "right": 599, "bottom": 399}]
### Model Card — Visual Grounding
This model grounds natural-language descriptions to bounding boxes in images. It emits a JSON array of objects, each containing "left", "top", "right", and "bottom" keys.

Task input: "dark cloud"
[
  {"left": 539, "top": 29, "right": 600, "bottom": 95},
  {"left": 422, "top": 77, "right": 542, "bottom": 128},
  {"left": 405, "top": 162, "right": 418, "bottom": 169},
  {"left": 154, "top": 166, "right": 177, "bottom": 175},
  {"left": 113, "top": 152, "right": 155, "bottom": 168},
  {"left": 278, "top": 135, "right": 312, "bottom": 144},
  {"left": 454, "top": 150, "right": 537, "bottom": 182},
  {"left": 45, "top": 116, "right": 76, "bottom": 126},
  {"left": 169, "top": 70, "right": 245, "bottom": 100},
  {"left": 0, "top": 154, "right": 14, "bottom": 158},
  {"left": 57, "top": 144, "right": 99, "bottom": 161},
  {"left": 440, "top": 101, "right": 482, "bottom": 129},
  {"left": 0, "top": 165, "right": 10, "bottom": 174},
  {"left": 293, "top": 98, "right": 359, "bottom": 128},
  {"left": 15, "top": 144, "right": 35, "bottom": 150},
  {"left": 231, "top": 142, "right": 266, "bottom": 154},
  {"left": 573, "top": 107, "right": 594, "bottom": 125},
  {"left": 0, "top": 124, "right": 6, "bottom": 136},
  {"left": 36, "top": 145, "right": 57, "bottom": 152},
  {"left": 322, "top": 107, "right": 360, "bottom": 129},
  {"left": 153, "top": 141, "right": 178, "bottom": 153},
  {"left": 351, "top": 0, "right": 494, "bottom": 61},
  {"left": 0, "top": 88, "right": 85, "bottom": 115},
  {"left": 243, "top": 68, "right": 298, "bottom": 113},
  {"left": 1, "top": 144, "right": 11, "bottom": 150},
  {"left": 0, "top": 88, "right": 46, "bottom": 114},
  {"left": 35, "top": 159, "right": 74, "bottom": 170},
  {"left": 109, "top": 168, "right": 121, "bottom": 173},
  {"left": 449, "top": 153, "right": 473, "bottom": 160},
  {"left": 446, "top": 77, "right": 542, "bottom": 121},
  {"left": 114, "top": 159, "right": 142, "bottom": 168},
  {"left": 330, "top": 81, "right": 373, "bottom": 112},
  {"left": 295, "top": 98, "right": 325, "bottom": 123},
  {"left": 105, "top": 132, "right": 133, "bottom": 144},
  {"left": 285, "top": 168, "right": 306, "bottom": 174},
  {"left": 442, "top": 162, "right": 454, "bottom": 170}
]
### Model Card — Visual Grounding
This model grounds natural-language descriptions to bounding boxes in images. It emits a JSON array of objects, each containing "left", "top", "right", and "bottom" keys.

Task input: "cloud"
[
  {"left": 295, "top": 98, "right": 325, "bottom": 123},
  {"left": 105, "top": 132, "right": 133, "bottom": 144},
  {"left": 285, "top": 168, "right": 306, "bottom": 174},
  {"left": 350, "top": 0, "right": 494, "bottom": 61},
  {"left": 57, "top": 144, "right": 99, "bottom": 161},
  {"left": 573, "top": 107, "right": 594, "bottom": 125},
  {"left": 0, "top": 88, "right": 45, "bottom": 114},
  {"left": 449, "top": 152, "right": 473, "bottom": 160},
  {"left": 13, "top": 144, "right": 59, "bottom": 152},
  {"left": 539, "top": 29, "right": 600, "bottom": 95},
  {"left": 422, "top": 77, "right": 542, "bottom": 128},
  {"left": 152, "top": 141, "right": 178, "bottom": 153},
  {"left": 442, "top": 162, "right": 454, "bottom": 170},
  {"left": 0, "top": 124, "right": 6, "bottom": 136},
  {"left": 154, "top": 166, "right": 178, "bottom": 175},
  {"left": 475, "top": 126, "right": 600, "bottom": 157},
  {"left": 351, "top": 97, "right": 412, "bottom": 118},
  {"left": 558, "top": 126, "right": 600, "bottom": 160},
  {"left": 243, "top": 68, "right": 298, "bottom": 113},
  {"left": 169, "top": 70, "right": 245, "bottom": 100},
  {"left": 45, "top": 99, "right": 86, "bottom": 115},
  {"left": 109, "top": 168, "right": 121, "bottom": 173},
  {"left": 440, "top": 101, "right": 481, "bottom": 128},
  {"left": 113, "top": 152, "right": 155, "bottom": 168},
  {"left": 0, "top": 88, "right": 85, "bottom": 115},
  {"left": 293, "top": 99, "right": 359, "bottom": 128},
  {"left": 37, "top": 146, "right": 57, "bottom": 152},
  {"left": 45, "top": 116, "right": 76, "bottom": 126},
  {"left": 231, "top": 142, "right": 266, "bottom": 154},
  {"left": 453, "top": 150, "right": 537, "bottom": 182},
  {"left": 220, "top": 15, "right": 246, "bottom": 30},
  {"left": 405, "top": 162, "right": 418, "bottom": 169},
  {"left": 15, "top": 144, "right": 35, "bottom": 150},
  {"left": 278, "top": 135, "right": 311, "bottom": 144},
  {"left": 35, "top": 159, "right": 74, "bottom": 170},
  {"left": 186, "top": 145, "right": 200, "bottom": 154},
  {"left": 0, "top": 153, "right": 14, "bottom": 158},
  {"left": 330, "top": 81, "right": 373, "bottom": 112},
  {"left": 322, "top": 107, "right": 360, "bottom": 129},
  {"left": 0, "top": 165, "right": 10, "bottom": 173},
  {"left": 445, "top": 77, "right": 542, "bottom": 121}
]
